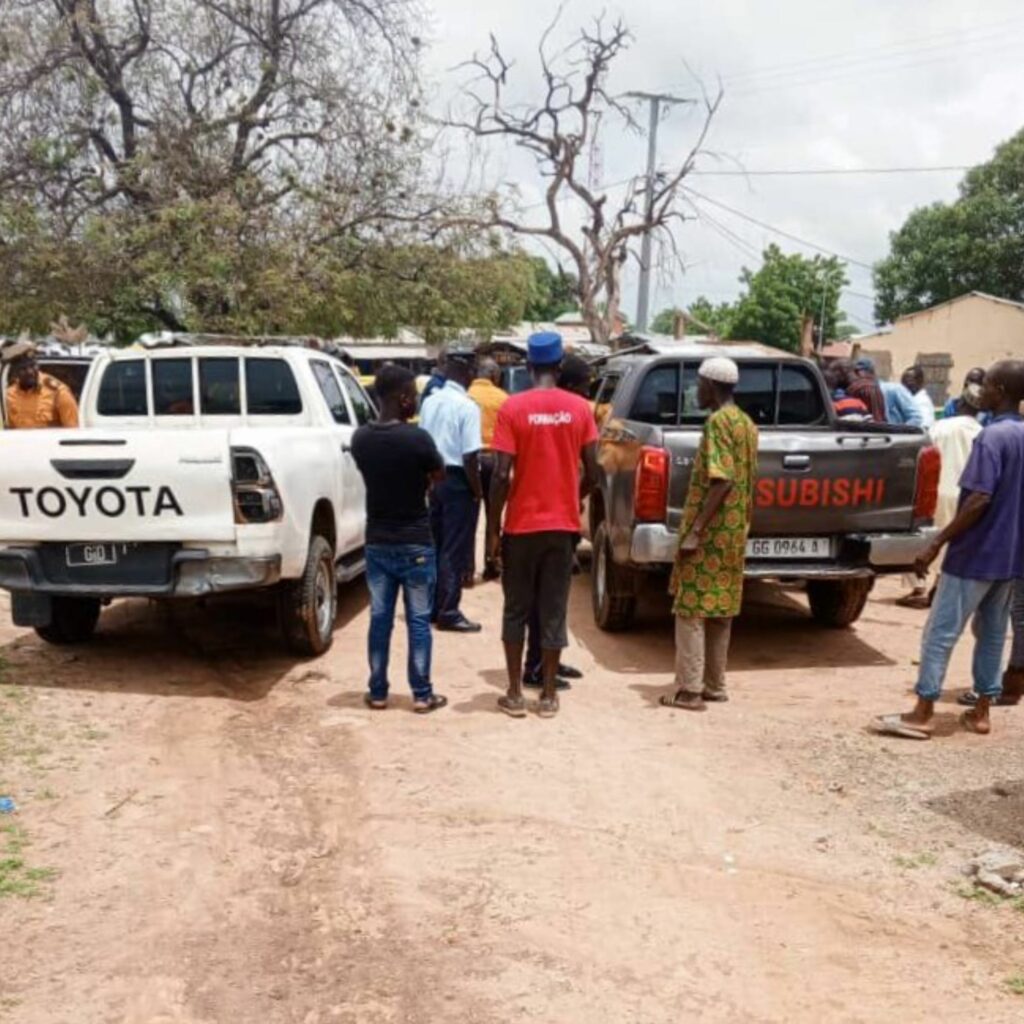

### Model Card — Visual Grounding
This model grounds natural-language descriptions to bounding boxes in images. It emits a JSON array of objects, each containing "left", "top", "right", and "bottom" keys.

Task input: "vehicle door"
[
  {"left": 334, "top": 365, "right": 376, "bottom": 550},
  {"left": 309, "top": 359, "right": 363, "bottom": 554}
]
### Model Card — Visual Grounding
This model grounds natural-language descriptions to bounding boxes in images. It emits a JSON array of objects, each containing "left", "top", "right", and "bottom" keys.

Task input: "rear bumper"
[
  {"left": 629, "top": 524, "right": 938, "bottom": 575},
  {"left": 0, "top": 547, "right": 281, "bottom": 598}
]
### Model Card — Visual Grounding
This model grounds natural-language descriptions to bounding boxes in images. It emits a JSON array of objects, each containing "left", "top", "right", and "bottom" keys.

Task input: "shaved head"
[
  {"left": 979, "top": 359, "right": 1024, "bottom": 412},
  {"left": 477, "top": 357, "right": 501, "bottom": 385}
]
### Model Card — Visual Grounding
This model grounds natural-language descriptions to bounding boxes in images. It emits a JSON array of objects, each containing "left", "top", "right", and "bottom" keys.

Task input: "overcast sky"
[{"left": 420, "top": 0, "right": 1024, "bottom": 330}]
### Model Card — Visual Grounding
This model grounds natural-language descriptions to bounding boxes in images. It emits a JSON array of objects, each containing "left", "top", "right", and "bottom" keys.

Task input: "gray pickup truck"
[{"left": 589, "top": 341, "right": 940, "bottom": 630}]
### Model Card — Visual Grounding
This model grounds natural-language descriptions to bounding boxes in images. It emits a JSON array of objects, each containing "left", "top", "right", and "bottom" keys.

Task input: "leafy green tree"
[
  {"left": 728, "top": 245, "right": 848, "bottom": 352},
  {"left": 523, "top": 259, "right": 579, "bottom": 321},
  {"left": 874, "top": 128, "right": 1024, "bottom": 321}
]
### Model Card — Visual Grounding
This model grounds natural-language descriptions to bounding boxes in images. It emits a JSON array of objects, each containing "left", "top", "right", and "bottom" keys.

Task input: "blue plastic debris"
[{"left": 0, "top": 797, "right": 16, "bottom": 814}]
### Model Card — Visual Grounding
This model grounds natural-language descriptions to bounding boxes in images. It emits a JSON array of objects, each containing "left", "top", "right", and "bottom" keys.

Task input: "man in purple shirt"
[{"left": 872, "top": 359, "right": 1024, "bottom": 739}]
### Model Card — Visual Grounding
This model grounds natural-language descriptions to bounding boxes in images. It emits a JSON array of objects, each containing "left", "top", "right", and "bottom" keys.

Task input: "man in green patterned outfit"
[{"left": 661, "top": 357, "right": 758, "bottom": 712}]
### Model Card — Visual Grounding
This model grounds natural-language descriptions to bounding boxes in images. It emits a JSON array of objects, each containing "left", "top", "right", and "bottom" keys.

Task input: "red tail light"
[
  {"left": 635, "top": 446, "right": 669, "bottom": 522},
  {"left": 913, "top": 445, "right": 941, "bottom": 521}
]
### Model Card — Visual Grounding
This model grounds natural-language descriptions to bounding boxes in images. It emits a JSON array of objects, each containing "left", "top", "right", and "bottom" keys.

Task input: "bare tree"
[{"left": 442, "top": 14, "right": 720, "bottom": 345}]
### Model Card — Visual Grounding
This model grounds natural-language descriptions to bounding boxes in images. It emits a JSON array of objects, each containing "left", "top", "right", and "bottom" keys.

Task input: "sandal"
[
  {"left": 960, "top": 710, "right": 991, "bottom": 735},
  {"left": 659, "top": 691, "right": 707, "bottom": 712},
  {"left": 497, "top": 695, "right": 527, "bottom": 718},
  {"left": 870, "top": 713, "right": 931, "bottom": 740},
  {"left": 701, "top": 690, "right": 729, "bottom": 703},
  {"left": 537, "top": 696, "right": 560, "bottom": 718},
  {"left": 364, "top": 694, "right": 388, "bottom": 711},
  {"left": 413, "top": 694, "right": 448, "bottom": 715}
]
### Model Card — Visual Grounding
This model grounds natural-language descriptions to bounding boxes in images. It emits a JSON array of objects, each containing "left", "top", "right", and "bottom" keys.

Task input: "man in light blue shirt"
[
  {"left": 419, "top": 344, "right": 484, "bottom": 632},
  {"left": 880, "top": 379, "right": 923, "bottom": 427}
]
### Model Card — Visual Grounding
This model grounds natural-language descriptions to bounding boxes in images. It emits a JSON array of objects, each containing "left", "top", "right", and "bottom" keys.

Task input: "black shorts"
[{"left": 501, "top": 531, "right": 576, "bottom": 650}]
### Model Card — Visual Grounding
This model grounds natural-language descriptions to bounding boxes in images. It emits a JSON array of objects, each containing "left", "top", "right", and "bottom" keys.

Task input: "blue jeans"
[
  {"left": 915, "top": 573, "right": 1013, "bottom": 702},
  {"left": 365, "top": 544, "right": 436, "bottom": 702}
]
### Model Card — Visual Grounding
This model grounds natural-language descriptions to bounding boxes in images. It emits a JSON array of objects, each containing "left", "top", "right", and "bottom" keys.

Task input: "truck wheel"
[
  {"left": 279, "top": 536, "right": 337, "bottom": 657},
  {"left": 807, "top": 578, "right": 873, "bottom": 628},
  {"left": 592, "top": 521, "right": 637, "bottom": 632},
  {"left": 35, "top": 597, "right": 101, "bottom": 645}
]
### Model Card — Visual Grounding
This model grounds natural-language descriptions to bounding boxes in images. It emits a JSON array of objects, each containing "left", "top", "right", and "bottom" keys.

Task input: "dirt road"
[{"left": 3, "top": 574, "right": 1024, "bottom": 1023}]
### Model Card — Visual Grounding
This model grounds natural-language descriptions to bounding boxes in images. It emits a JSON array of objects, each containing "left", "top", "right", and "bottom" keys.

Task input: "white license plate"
[
  {"left": 746, "top": 537, "right": 831, "bottom": 559},
  {"left": 65, "top": 543, "right": 119, "bottom": 568}
]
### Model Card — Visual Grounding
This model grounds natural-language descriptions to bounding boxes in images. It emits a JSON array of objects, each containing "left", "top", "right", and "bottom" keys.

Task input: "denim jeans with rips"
[
  {"left": 915, "top": 572, "right": 1013, "bottom": 703},
  {"left": 365, "top": 544, "right": 436, "bottom": 702}
]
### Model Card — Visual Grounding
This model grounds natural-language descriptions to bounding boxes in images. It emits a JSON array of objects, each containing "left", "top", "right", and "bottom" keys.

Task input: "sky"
[{"left": 419, "top": 0, "right": 1024, "bottom": 331}]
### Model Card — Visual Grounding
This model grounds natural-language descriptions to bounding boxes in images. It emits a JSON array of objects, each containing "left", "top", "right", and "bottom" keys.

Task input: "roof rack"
[{"left": 136, "top": 331, "right": 330, "bottom": 350}]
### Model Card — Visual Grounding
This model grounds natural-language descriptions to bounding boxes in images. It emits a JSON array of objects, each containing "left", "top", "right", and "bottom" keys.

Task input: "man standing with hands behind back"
[
  {"left": 488, "top": 332, "right": 599, "bottom": 719},
  {"left": 419, "top": 343, "right": 484, "bottom": 633},
  {"left": 661, "top": 357, "right": 758, "bottom": 712}
]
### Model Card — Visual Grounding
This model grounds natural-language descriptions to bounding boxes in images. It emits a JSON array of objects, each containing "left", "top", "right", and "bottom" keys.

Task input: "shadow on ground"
[
  {"left": 1, "top": 580, "right": 368, "bottom": 702},
  {"left": 570, "top": 574, "right": 896, "bottom": 676},
  {"left": 927, "top": 779, "right": 1024, "bottom": 850}
]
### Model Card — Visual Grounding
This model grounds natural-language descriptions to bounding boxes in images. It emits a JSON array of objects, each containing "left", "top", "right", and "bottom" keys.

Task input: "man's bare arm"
[
  {"left": 487, "top": 452, "right": 514, "bottom": 559},
  {"left": 580, "top": 442, "right": 599, "bottom": 500},
  {"left": 679, "top": 479, "right": 733, "bottom": 554},
  {"left": 915, "top": 491, "right": 991, "bottom": 574},
  {"left": 463, "top": 451, "right": 483, "bottom": 501}
]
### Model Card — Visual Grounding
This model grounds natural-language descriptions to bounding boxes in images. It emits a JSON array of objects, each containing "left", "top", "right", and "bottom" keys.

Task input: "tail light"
[
  {"left": 913, "top": 445, "right": 941, "bottom": 522},
  {"left": 231, "top": 447, "right": 283, "bottom": 524},
  {"left": 634, "top": 446, "right": 669, "bottom": 523}
]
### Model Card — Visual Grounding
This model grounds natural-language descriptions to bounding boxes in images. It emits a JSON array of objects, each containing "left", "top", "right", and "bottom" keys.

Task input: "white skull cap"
[{"left": 698, "top": 356, "right": 739, "bottom": 385}]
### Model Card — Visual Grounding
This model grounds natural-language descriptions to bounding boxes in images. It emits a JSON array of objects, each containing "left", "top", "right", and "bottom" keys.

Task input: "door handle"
[{"left": 783, "top": 454, "right": 811, "bottom": 472}]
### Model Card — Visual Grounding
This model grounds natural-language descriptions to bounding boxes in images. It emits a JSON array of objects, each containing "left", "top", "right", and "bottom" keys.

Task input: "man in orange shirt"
[
  {"left": 5, "top": 348, "right": 79, "bottom": 429},
  {"left": 468, "top": 358, "right": 508, "bottom": 581}
]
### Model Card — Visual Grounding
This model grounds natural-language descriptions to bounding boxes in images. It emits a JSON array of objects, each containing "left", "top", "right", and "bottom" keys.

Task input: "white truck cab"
[{"left": 0, "top": 340, "right": 376, "bottom": 655}]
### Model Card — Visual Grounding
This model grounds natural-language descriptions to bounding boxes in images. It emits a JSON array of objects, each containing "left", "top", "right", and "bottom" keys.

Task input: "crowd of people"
[{"left": 354, "top": 333, "right": 1024, "bottom": 737}]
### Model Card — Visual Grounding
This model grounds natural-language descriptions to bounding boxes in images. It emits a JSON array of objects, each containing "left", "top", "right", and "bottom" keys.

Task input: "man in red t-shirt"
[{"left": 488, "top": 332, "right": 600, "bottom": 718}]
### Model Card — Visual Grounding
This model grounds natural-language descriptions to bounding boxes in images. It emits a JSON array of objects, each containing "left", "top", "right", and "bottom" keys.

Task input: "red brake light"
[
  {"left": 635, "top": 446, "right": 669, "bottom": 522},
  {"left": 913, "top": 445, "right": 941, "bottom": 521}
]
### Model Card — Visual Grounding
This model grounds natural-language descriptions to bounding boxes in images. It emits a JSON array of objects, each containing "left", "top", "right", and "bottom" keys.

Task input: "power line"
[
  {"left": 722, "top": 16, "right": 1024, "bottom": 86},
  {"left": 683, "top": 187, "right": 876, "bottom": 270},
  {"left": 690, "top": 165, "right": 970, "bottom": 177}
]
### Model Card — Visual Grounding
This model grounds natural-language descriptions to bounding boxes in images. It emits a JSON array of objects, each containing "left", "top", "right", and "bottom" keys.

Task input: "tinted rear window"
[
  {"left": 153, "top": 359, "right": 194, "bottom": 416},
  {"left": 630, "top": 365, "right": 679, "bottom": 424},
  {"left": 200, "top": 358, "right": 241, "bottom": 415},
  {"left": 97, "top": 360, "right": 147, "bottom": 416},
  {"left": 245, "top": 359, "right": 302, "bottom": 415}
]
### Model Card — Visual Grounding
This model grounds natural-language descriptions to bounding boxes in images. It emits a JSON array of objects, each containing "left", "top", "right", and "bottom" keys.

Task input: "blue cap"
[
  {"left": 853, "top": 356, "right": 875, "bottom": 373},
  {"left": 528, "top": 331, "right": 563, "bottom": 365}
]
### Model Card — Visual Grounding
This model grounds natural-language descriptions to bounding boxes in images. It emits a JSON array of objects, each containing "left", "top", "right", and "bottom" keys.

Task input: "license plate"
[
  {"left": 746, "top": 537, "right": 831, "bottom": 559},
  {"left": 65, "top": 543, "right": 119, "bottom": 568}
]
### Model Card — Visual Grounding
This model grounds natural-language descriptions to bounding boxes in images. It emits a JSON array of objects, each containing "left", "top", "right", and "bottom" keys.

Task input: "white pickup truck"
[{"left": 0, "top": 340, "right": 375, "bottom": 655}]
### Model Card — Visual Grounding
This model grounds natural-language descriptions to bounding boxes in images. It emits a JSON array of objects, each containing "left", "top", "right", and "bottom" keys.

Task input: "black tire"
[
  {"left": 279, "top": 535, "right": 337, "bottom": 656},
  {"left": 807, "top": 577, "right": 873, "bottom": 628},
  {"left": 591, "top": 521, "right": 638, "bottom": 632},
  {"left": 35, "top": 596, "right": 101, "bottom": 645}
]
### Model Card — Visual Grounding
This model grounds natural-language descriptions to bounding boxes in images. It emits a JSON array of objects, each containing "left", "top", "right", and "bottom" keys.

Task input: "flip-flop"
[
  {"left": 497, "top": 696, "right": 527, "bottom": 719},
  {"left": 536, "top": 697, "right": 560, "bottom": 719},
  {"left": 870, "top": 713, "right": 931, "bottom": 740},
  {"left": 659, "top": 691, "right": 707, "bottom": 712},
  {"left": 364, "top": 694, "right": 388, "bottom": 711},
  {"left": 701, "top": 690, "right": 729, "bottom": 703},
  {"left": 895, "top": 593, "right": 931, "bottom": 609},
  {"left": 413, "top": 694, "right": 448, "bottom": 715},
  {"left": 960, "top": 710, "right": 991, "bottom": 735}
]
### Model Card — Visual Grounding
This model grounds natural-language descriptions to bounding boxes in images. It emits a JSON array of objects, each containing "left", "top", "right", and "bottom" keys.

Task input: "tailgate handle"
[
  {"left": 50, "top": 458, "right": 135, "bottom": 480},
  {"left": 783, "top": 454, "right": 811, "bottom": 472},
  {"left": 838, "top": 435, "right": 891, "bottom": 447}
]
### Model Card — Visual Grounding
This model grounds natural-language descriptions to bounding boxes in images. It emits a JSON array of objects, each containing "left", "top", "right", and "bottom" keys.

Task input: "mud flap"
[{"left": 11, "top": 592, "right": 53, "bottom": 628}]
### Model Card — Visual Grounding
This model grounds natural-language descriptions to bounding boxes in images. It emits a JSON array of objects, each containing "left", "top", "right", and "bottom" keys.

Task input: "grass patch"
[
  {"left": 0, "top": 824, "right": 56, "bottom": 899},
  {"left": 954, "top": 883, "right": 1005, "bottom": 906},
  {"left": 1006, "top": 974, "right": 1024, "bottom": 996},
  {"left": 894, "top": 852, "right": 938, "bottom": 870}
]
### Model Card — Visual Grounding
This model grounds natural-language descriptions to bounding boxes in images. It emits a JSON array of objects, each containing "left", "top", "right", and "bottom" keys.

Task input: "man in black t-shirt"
[{"left": 351, "top": 364, "right": 447, "bottom": 713}]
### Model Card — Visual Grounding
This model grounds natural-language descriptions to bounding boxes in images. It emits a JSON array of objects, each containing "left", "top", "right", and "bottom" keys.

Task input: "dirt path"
[{"left": 2, "top": 575, "right": 1024, "bottom": 1022}]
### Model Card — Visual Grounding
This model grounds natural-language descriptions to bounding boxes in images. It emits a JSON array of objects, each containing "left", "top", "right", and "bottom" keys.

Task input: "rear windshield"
[{"left": 630, "top": 360, "right": 827, "bottom": 427}]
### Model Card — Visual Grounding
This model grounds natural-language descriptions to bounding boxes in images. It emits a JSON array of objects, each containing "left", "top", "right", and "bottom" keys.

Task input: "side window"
[
  {"left": 778, "top": 365, "right": 827, "bottom": 425},
  {"left": 338, "top": 369, "right": 375, "bottom": 425},
  {"left": 97, "top": 360, "right": 148, "bottom": 416},
  {"left": 734, "top": 364, "right": 776, "bottom": 427},
  {"left": 245, "top": 359, "right": 302, "bottom": 416},
  {"left": 152, "top": 359, "right": 195, "bottom": 416},
  {"left": 630, "top": 365, "right": 679, "bottom": 425},
  {"left": 680, "top": 364, "right": 709, "bottom": 425},
  {"left": 199, "top": 358, "right": 241, "bottom": 415},
  {"left": 592, "top": 372, "right": 621, "bottom": 405},
  {"left": 312, "top": 360, "right": 350, "bottom": 425}
]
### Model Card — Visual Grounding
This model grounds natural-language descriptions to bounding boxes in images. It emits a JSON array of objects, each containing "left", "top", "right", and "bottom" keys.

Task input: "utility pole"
[{"left": 626, "top": 91, "right": 694, "bottom": 334}]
